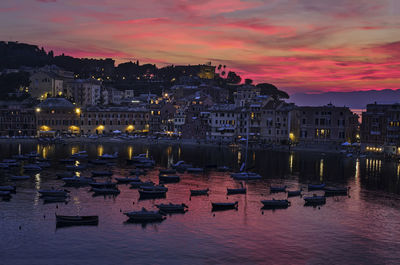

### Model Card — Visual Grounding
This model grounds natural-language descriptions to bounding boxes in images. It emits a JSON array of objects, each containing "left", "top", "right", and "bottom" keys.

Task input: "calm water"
[{"left": 1, "top": 142, "right": 400, "bottom": 265}]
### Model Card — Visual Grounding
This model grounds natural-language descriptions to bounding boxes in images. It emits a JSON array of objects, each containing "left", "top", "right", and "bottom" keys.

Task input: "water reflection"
[
  {"left": 97, "top": 145, "right": 104, "bottom": 157},
  {"left": 127, "top": 146, "right": 133, "bottom": 160},
  {"left": 319, "top": 158, "right": 324, "bottom": 181}
]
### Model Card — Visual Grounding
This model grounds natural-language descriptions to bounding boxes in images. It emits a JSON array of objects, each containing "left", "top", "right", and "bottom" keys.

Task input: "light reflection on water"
[{"left": 0, "top": 142, "right": 400, "bottom": 265}]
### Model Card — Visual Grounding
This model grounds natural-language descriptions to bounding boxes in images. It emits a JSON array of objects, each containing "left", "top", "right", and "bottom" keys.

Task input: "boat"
[
  {"left": 156, "top": 203, "right": 188, "bottom": 213},
  {"left": 0, "top": 185, "right": 16, "bottom": 192},
  {"left": 92, "top": 187, "right": 120, "bottom": 195},
  {"left": 62, "top": 176, "right": 93, "bottom": 186},
  {"left": 270, "top": 185, "right": 287, "bottom": 193},
  {"left": 56, "top": 214, "right": 99, "bottom": 226},
  {"left": 65, "top": 164, "right": 86, "bottom": 171},
  {"left": 217, "top": 166, "right": 230, "bottom": 172},
  {"left": 129, "top": 181, "right": 154, "bottom": 189},
  {"left": 134, "top": 162, "right": 155, "bottom": 168},
  {"left": 324, "top": 187, "right": 349, "bottom": 196},
  {"left": 124, "top": 208, "right": 165, "bottom": 222},
  {"left": 261, "top": 199, "right": 290, "bottom": 209},
  {"left": 99, "top": 152, "right": 118, "bottom": 159},
  {"left": 159, "top": 169, "right": 176, "bottom": 174},
  {"left": 304, "top": 195, "right": 326, "bottom": 205},
  {"left": 139, "top": 189, "right": 167, "bottom": 199},
  {"left": 23, "top": 164, "right": 42, "bottom": 171},
  {"left": 287, "top": 190, "right": 302, "bottom": 197},
  {"left": 0, "top": 191, "right": 11, "bottom": 197},
  {"left": 227, "top": 187, "right": 246, "bottom": 195},
  {"left": 115, "top": 176, "right": 140, "bottom": 183},
  {"left": 211, "top": 201, "right": 238, "bottom": 211},
  {"left": 42, "top": 196, "right": 68, "bottom": 203},
  {"left": 90, "top": 181, "right": 118, "bottom": 189},
  {"left": 231, "top": 172, "right": 262, "bottom": 180},
  {"left": 59, "top": 159, "right": 75, "bottom": 164},
  {"left": 71, "top": 151, "right": 88, "bottom": 159},
  {"left": 171, "top": 161, "right": 192, "bottom": 172},
  {"left": 159, "top": 174, "right": 180, "bottom": 183},
  {"left": 140, "top": 184, "right": 168, "bottom": 192},
  {"left": 10, "top": 175, "right": 30, "bottom": 181},
  {"left": 190, "top": 188, "right": 209, "bottom": 196},
  {"left": 308, "top": 183, "right": 326, "bottom": 191},
  {"left": 91, "top": 171, "right": 113, "bottom": 177},
  {"left": 38, "top": 189, "right": 69, "bottom": 197},
  {"left": 187, "top": 167, "right": 204, "bottom": 173}
]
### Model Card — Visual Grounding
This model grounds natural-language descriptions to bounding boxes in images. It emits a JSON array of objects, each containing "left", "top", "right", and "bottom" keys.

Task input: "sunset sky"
[{"left": 0, "top": 0, "right": 400, "bottom": 94}]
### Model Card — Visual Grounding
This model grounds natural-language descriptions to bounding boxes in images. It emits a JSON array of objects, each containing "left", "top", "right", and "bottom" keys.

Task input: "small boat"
[
  {"left": 156, "top": 203, "right": 188, "bottom": 213},
  {"left": 59, "top": 159, "right": 75, "bottom": 164},
  {"left": 56, "top": 214, "right": 99, "bottom": 226},
  {"left": 217, "top": 166, "right": 230, "bottom": 172},
  {"left": 270, "top": 185, "right": 287, "bottom": 193},
  {"left": 140, "top": 185, "right": 168, "bottom": 192},
  {"left": 129, "top": 181, "right": 155, "bottom": 189},
  {"left": 91, "top": 171, "right": 113, "bottom": 177},
  {"left": 65, "top": 164, "right": 86, "bottom": 171},
  {"left": 190, "top": 188, "right": 209, "bottom": 196},
  {"left": 0, "top": 191, "right": 11, "bottom": 197},
  {"left": 159, "top": 174, "right": 180, "bottom": 183},
  {"left": 124, "top": 208, "right": 165, "bottom": 222},
  {"left": 42, "top": 196, "right": 68, "bottom": 203},
  {"left": 130, "top": 169, "right": 147, "bottom": 176},
  {"left": 231, "top": 172, "right": 262, "bottom": 180},
  {"left": 139, "top": 189, "right": 167, "bottom": 199},
  {"left": 172, "top": 161, "right": 192, "bottom": 172},
  {"left": 134, "top": 162, "right": 155, "bottom": 169},
  {"left": 90, "top": 181, "right": 117, "bottom": 189},
  {"left": 304, "top": 195, "right": 326, "bottom": 205},
  {"left": 92, "top": 187, "right": 120, "bottom": 195},
  {"left": 88, "top": 159, "right": 108, "bottom": 165},
  {"left": 212, "top": 201, "right": 238, "bottom": 211},
  {"left": 159, "top": 169, "right": 176, "bottom": 174},
  {"left": 0, "top": 185, "right": 16, "bottom": 192},
  {"left": 187, "top": 167, "right": 204, "bottom": 173},
  {"left": 10, "top": 175, "right": 30, "bottom": 181},
  {"left": 324, "top": 187, "right": 349, "bottom": 197},
  {"left": 99, "top": 152, "right": 118, "bottom": 159},
  {"left": 38, "top": 189, "right": 68, "bottom": 197},
  {"left": 308, "top": 183, "right": 326, "bottom": 191},
  {"left": 62, "top": 176, "right": 93, "bottom": 186},
  {"left": 71, "top": 152, "right": 88, "bottom": 159},
  {"left": 115, "top": 176, "right": 140, "bottom": 184},
  {"left": 227, "top": 187, "right": 246, "bottom": 195},
  {"left": 287, "top": 190, "right": 302, "bottom": 197},
  {"left": 23, "top": 164, "right": 42, "bottom": 171},
  {"left": 261, "top": 199, "right": 290, "bottom": 209}
]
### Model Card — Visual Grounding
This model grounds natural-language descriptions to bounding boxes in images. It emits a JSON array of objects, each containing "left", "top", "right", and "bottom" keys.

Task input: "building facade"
[{"left": 0, "top": 103, "right": 36, "bottom": 136}]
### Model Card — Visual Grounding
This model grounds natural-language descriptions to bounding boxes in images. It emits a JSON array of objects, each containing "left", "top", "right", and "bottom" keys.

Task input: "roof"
[{"left": 37, "top": 98, "right": 75, "bottom": 109}]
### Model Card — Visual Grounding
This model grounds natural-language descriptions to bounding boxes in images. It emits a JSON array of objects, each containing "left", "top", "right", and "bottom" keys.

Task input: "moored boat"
[
  {"left": 115, "top": 176, "right": 140, "bottom": 183},
  {"left": 304, "top": 194, "right": 326, "bottom": 205},
  {"left": 65, "top": 164, "right": 86, "bottom": 171},
  {"left": 211, "top": 201, "right": 238, "bottom": 211},
  {"left": 156, "top": 203, "right": 188, "bottom": 213},
  {"left": 129, "top": 181, "right": 154, "bottom": 189},
  {"left": 190, "top": 188, "right": 209, "bottom": 196},
  {"left": 231, "top": 172, "right": 262, "bottom": 180},
  {"left": 38, "top": 189, "right": 69, "bottom": 197},
  {"left": 124, "top": 208, "right": 165, "bottom": 222},
  {"left": 227, "top": 188, "right": 246, "bottom": 195},
  {"left": 99, "top": 152, "right": 118, "bottom": 159},
  {"left": 261, "top": 199, "right": 290, "bottom": 209},
  {"left": 91, "top": 171, "right": 113, "bottom": 177},
  {"left": 92, "top": 187, "right": 120, "bottom": 195},
  {"left": 159, "top": 174, "right": 180, "bottom": 183},
  {"left": 287, "top": 190, "right": 302, "bottom": 197},
  {"left": 270, "top": 185, "right": 287, "bottom": 193},
  {"left": 159, "top": 169, "right": 176, "bottom": 174},
  {"left": 308, "top": 183, "right": 326, "bottom": 191},
  {"left": 187, "top": 167, "right": 204, "bottom": 173},
  {"left": 90, "top": 181, "right": 118, "bottom": 189},
  {"left": 139, "top": 189, "right": 167, "bottom": 199},
  {"left": 62, "top": 176, "right": 93, "bottom": 186},
  {"left": 56, "top": 214, "right": 99, "bottom": 226}
]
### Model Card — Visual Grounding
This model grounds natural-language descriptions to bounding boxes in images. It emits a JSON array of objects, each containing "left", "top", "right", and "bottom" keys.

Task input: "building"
[
  {"left": 35, "top": 98, "right": 80, "bottom": 136},
  {"left": 64, "top": 79, "right": 101, "bottom": 107},
  {"left": 260, "top": 100, "right": 299, "bottom": 144},
  {"left": 181, "top": 95, "right": 213, "bottom": 140},
  {"left": 297, "top": 104, "right": 359, "bottom": 145},
  {"left": 208, "top": 104, "right": 238, "bottom": 143},
  {"left": 29, "top": 71, "right": 64, "bottom": 99},
  {"left": 80, "top": 106, "right": 149, "bottom": 135},
  {"left": 0, "top": 102, "right": 36, "bottom": 136},
  {"left": 173, "top": 107, "right": 186, "bottom": 136},
  {"left": 361, "top": 103, "right": 400, "bottom": 155}
]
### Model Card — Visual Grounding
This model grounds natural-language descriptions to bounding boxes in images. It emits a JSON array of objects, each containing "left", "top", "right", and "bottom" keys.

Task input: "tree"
[
  {"left": 256, "top": 83, "right": 289, "bottom": 99},
  {"left": 245, "top": 79, "right": 253, "bottom": 85},
  {"left": 226, "top": 71, "right": 241, "bottom": 84},
  {"left": 0, "top": 72, "right": 30, "bottom": 98}
]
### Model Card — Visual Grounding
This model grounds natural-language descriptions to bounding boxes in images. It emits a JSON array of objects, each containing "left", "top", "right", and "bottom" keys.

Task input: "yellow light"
[
  {"left": 96, "top": 125, "right": 105, "bottom": 131},
  {"left": 126, "top": 125, "right": 134, "bottom": 132},
  {"left": 40, "top": 125, "right": 50, "bottom": 131},
  {"left": 36, "top": 108, "right": 41, "bottom": 113},
  {"left": 289, "top": 133, "right": 295, "bottom": 141},
  {"left": 75, "top": 108, "right": 81, "bottom": 115},
  {"left": 58, "top": 92, "right": 62, "bottom": 96}
]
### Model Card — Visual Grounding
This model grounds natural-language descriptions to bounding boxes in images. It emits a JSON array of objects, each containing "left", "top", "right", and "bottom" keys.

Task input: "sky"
[{"left": 0, "top": 0, "right": 400, "bottom": 94}]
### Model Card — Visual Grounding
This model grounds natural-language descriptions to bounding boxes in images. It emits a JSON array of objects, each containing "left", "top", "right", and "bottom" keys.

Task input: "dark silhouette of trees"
[
  {"left": 256, "top": 83, "right": 289, "bottom": 99},
  {"left": 226, "top": 71, "right": 241, "bottom": 84}
]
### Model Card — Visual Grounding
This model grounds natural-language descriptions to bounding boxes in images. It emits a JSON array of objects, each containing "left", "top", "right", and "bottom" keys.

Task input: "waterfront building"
[
  {"left": 297, "top": 104, "right": 359, "bottom": 145},
  {"left": 0, "top": 102, "right": 36, "bottom": 136},
  {"left": 173, "top": 107, "right": 186, "bottom": 136},
  {"left": 208, "top": 104, "right": 238, "bottom": 143},
  {"left": 35, "top": 98, "right": 80, "bottom": 136},
  {"left": 64, "top": 79, "right": 101, "bottom": 107},
  {"left": 181, "top": 95, "right": 212, "bottom": 140},
  {"left": 361, "top": 103, "right": 400, "bottom": 155},
  {"left": 80, "top": 106, "right": 149, "bottom": 135}
]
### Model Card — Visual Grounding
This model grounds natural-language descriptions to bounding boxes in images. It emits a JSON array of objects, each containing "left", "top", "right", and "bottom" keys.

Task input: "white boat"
[
  {"left": 38, "top": 189, "right": 69, "bottom": 197},
  {"left": 124, "top": 208, "right": 165, "bottom": 222},
  {"left": 99, "top": 152, "right": 118, "bottom": 159},
  {"left": 10, "top": 175, "right": 30, "bottom": 181}
]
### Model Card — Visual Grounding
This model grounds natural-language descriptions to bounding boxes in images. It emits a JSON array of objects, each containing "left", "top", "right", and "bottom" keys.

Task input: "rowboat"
[
  {"left": 129, "top": 169, "right": 147, "bottom": 176},
  {"left": 140, "top": 185, "right": 168, "bottom": 192},
  {"left": 270, "top": 186, "right": 287, "bottom": 193},
  {"left": 124, "top": 208, "right": 165, "bottom": 222},
  {"left": 129, "top": 181, "right": 155, "bottom": 189},
  {"left": 90, "top": 181, "right": 118, "bottom": 189},
  {"left": 92, "top": 188, "right": 120, "bottom": 195},
  {"left": 159, "top": 174, "right": 180, "bottom": 183},
  {"left": 308, "top": 183, "right": 326, "bottom": 191},
  {"left": 190, "top": 188, "right": 209, "bottom": 196},
  {"left": 211, "top": 201, "right": 238, "bottom": 211},
  {"left": 115, "top": 176, "right": 140, "bottom": 183},
  {"left": 38, "top": 189, "right": 69, "bottom": 197},
  {"left": 261, "top": 199, "right": 290, "bottom": 209},
  {"left": 227, "top": 188, "right": 246, "bottom": 195},
  {"left": 187, "top": 167, "right": 204, "bottom": 173},
  {"left": 287, "top": 190, "right": 302, "bottom": 197},
  {"left": 304, "top": 195, "right": 326, "bottom": 205},
  {"left": 139, "top": 189, "right": 167, "bottom": 199},
  {"left": 62, "top": 176, "right": 93, "bottom": 186},
  {"left": 56, "top": 214, "right": 99, "bottom": 226},
  {"left": 231, "top": 172, "right": 262, "bottom": 180}
]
